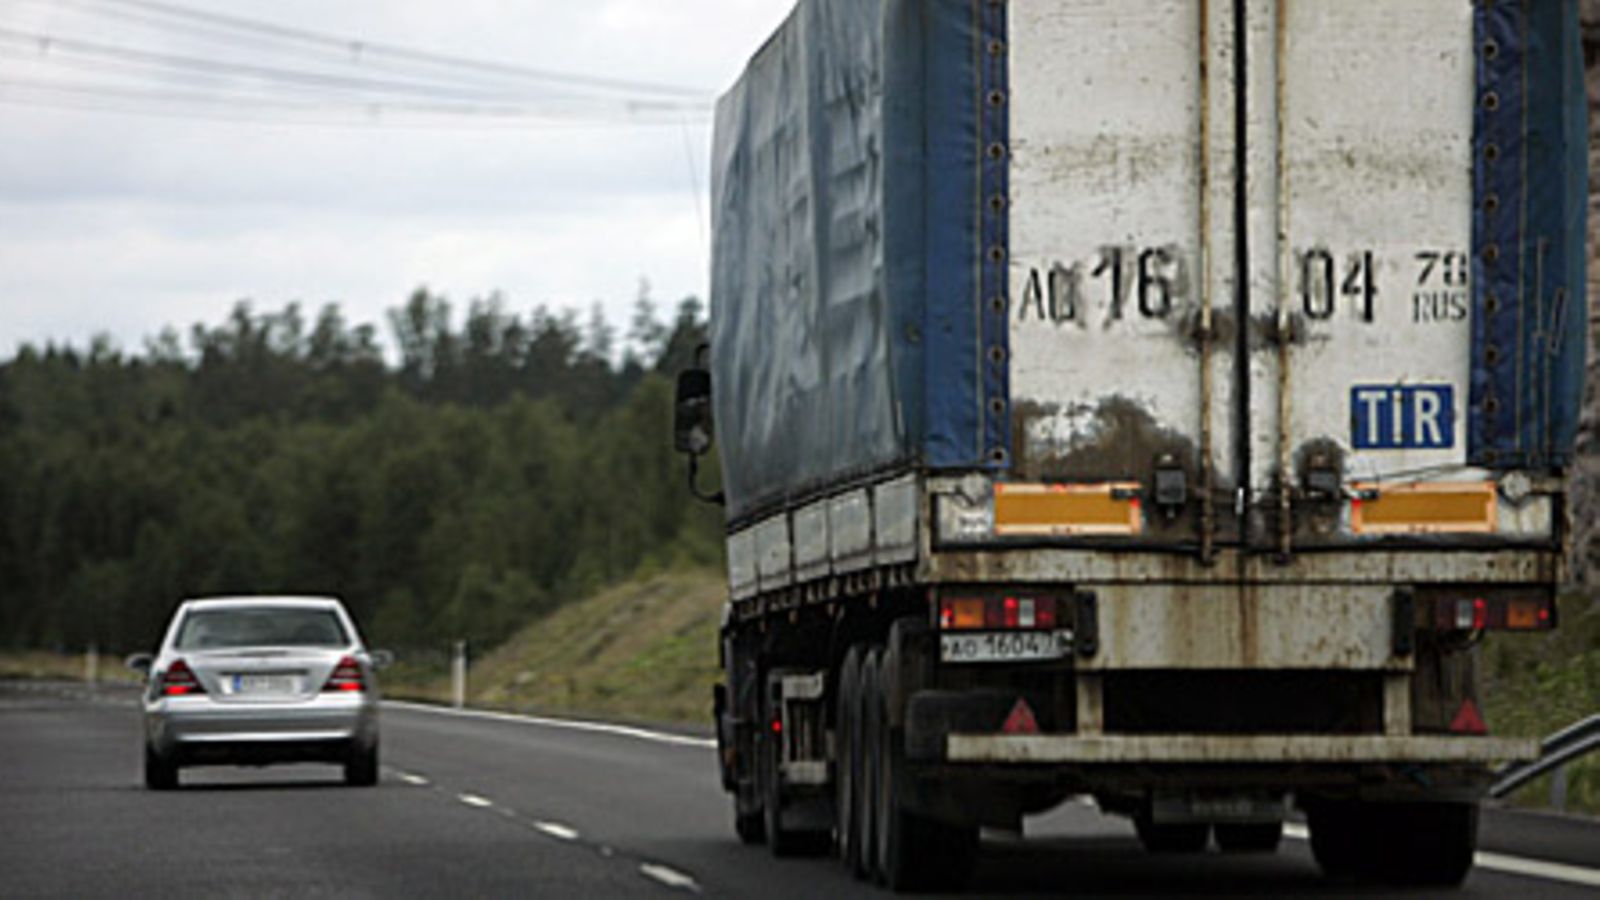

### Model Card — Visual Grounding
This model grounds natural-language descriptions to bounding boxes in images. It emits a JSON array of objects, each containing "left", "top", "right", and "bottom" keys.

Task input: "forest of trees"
[{"left": 0, "top": 287, "right": 722, "bottom": 656}]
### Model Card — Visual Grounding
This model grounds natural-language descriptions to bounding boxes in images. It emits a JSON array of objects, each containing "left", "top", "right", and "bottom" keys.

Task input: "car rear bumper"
[{"left": 147, "top": 693, "right": 377, "bottom": 763}]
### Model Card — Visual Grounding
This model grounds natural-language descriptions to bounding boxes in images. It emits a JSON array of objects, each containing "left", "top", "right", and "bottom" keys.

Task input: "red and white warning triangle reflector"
[
  {"left": 1002, "top": 698, "right": 1040, "bottom": 735},
  {"left": 1449, "top": 698, "right": 1487, "bottom": 735}
]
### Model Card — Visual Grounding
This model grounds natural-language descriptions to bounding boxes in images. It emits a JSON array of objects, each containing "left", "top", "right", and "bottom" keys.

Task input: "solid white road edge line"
[
  {"left": 386, "top": 700, "right": 715, "bottom": 750},
  {"left": 1282, "top": 822, "right": 1600, "bottom": 888},
  {"left": 457, "top": 793, "right": 493, "bottom": 808},
  {"left": 638, "top": 863, "right": 700, "bottom": 893},
  {"left": 533, "top": 821, "right": 581, "bottom": 841}
]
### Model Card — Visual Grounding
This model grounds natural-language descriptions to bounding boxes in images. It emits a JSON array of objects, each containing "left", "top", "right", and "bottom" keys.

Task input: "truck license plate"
[{"left": 940, "top": 630, "right": 1072, "bottom": 664}]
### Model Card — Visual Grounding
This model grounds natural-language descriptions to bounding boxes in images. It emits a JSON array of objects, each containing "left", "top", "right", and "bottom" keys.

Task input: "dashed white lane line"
[
  {"left": 385, "top": 699, "right": 715, "bottom": 750},
  {"left": 398, "top": 772, "right": 429, "bottom": 786},
  {"left": 457, "top": 793, "right": 494, "bottom": 809},
  {"left": 638, "top": 863, "right": 700, "bottom": 893},
  {"left": 1475, "top": 851, "right": 1600, "bottom": 888},
  {"left": 1283, "top": 822, "right": 1600, "bottom": 888},
  {"left": 533, "top": 821, "right": 581, "bottom": 841}
]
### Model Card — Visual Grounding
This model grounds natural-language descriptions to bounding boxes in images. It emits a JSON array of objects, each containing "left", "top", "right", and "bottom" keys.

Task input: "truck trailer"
[{"left": 673, "top": 0, "right": 1588, "bottom": 889}]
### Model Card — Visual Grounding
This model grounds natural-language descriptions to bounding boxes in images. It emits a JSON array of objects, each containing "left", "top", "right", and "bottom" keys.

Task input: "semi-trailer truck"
[{"left": 674, "top": 0, "right": 1588, "bottom": 890}]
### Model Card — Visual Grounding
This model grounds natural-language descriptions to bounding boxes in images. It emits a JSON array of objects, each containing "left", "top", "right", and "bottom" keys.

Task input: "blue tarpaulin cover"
[
  {"left": 709, "top": 0, "right": 1007, "bottom": 521},
  {"left": 1470, "top": 0, "right": 1589, "bottom": 468}
]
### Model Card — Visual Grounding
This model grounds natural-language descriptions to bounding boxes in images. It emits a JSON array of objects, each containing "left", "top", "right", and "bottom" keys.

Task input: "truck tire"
[
  {"left": 1214, "top": 822, "right": 1282, "bottom": 853},
  {"left": 836, "top": 646, "right": 864, "bottom": 874},
  {"left": 1307, "top": 801, "right": 1377, "bottom": 881},
  {"left": 857, "top": 648, "right": 884, "bottom": 881},
  {"left": 143, "top": 745, "right": 177, "bottom": 791},
  {"left": 869, "top": 647, "right": 978, "bottom": 891},
  {"left": 734, "top": 805, "right": 766, "bottom": 845},
  {"left": 1134, "top": 817, "right": 1209, "bottom": 854},
  {"left": 760, "top": 669, "right": 829, "bottom": 857},
  {"left": 1376, "top": 802, "right": 1478, "bottom": 887}
]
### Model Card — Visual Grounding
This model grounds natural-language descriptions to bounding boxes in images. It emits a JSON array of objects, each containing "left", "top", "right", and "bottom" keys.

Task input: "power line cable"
[
  {"left": 37, "top": 0, "right": 671, "bottom": 104},
  {"left": 0, "top": 76, "right": 711, "bottom": 129},
  {"left": 0, "top": 25, "right": 707, "bottom": 113},
  {"left": 64, "top": 0, "right": 711, "bottom": 99}
]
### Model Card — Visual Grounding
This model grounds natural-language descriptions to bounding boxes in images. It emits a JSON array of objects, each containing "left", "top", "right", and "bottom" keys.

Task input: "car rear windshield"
[{"left": 174, "top": 607, "right": 349, "bottom": 650}]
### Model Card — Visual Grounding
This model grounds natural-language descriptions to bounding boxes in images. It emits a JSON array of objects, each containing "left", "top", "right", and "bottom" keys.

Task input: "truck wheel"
[
  {"left": 143, "top": 745, "right": 177, "bottom": 791},
  {"left": 1214, "top": 822, "right": 1282, "bottom": 853},
  {"left": 760, "top": 672, "right": 828, "bottom": 857},
  {"left": 734, "top": 804, "right": 766, "bottom": 845},
  {"left": 1134, "top": 817, "right": 1209, "bottom": 853},
  {"left": 857, "top": 648, "right": 884, "bottom": 881},
  {"left": 870, "top": 647, "right": 978, "bottom": 891},
  {"left": 1307, "top": 801, "right": 1375, "bottom": 880},
  {"left": 1376, "top": 802, "right": 1478, "bottom": 887},
  {"left": 759, "top": 705, "right": 800, "bottom": 855},
  {"left": 836, "top": 646, "right": 864, "bottom": 874}
]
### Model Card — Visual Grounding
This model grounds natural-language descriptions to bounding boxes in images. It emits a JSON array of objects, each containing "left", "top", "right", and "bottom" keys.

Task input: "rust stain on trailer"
[
  {"left": 1012, "top": 395, "right": 1197, "bottom": 483},
  {"left": 1011, "top": 396, "right": 1201, "bottom": 542}
]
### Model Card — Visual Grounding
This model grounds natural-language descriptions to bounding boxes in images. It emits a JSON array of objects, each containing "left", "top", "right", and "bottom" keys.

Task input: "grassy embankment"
[
  {"left": 0, "top": 651, "right": 140, "bottom": 684},
  {"left": 384, "top": 568, "right": 725, "bottom": 728},
  {"left": 1480, "top": 591, "right": 1600, "bottom": 815}
]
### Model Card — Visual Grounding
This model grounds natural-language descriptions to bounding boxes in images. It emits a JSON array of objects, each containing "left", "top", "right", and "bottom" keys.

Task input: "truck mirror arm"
[{"left": 687, "top": 452, "right": 725, "bottom": 506}]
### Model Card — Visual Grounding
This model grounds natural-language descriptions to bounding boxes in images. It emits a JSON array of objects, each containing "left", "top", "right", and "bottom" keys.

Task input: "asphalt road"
[{"left": 2, "top": 681, "right": 1597, "bottom": 899}]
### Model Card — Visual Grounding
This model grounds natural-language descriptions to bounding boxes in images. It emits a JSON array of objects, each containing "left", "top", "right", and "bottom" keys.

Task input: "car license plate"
[
  {"left": 940, "top": 630, "right": 1072, "bottom": 663},
  {"left": 232, "top": 673, "right": 297, "bottom": 695}
]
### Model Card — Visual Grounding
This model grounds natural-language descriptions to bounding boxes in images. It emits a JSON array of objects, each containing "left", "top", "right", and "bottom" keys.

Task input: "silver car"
[{"left": 128, "top": 596, "right": 390, "bottom": 790}]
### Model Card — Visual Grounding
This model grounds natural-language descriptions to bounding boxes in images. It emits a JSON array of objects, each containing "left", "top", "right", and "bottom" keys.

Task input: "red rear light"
[
  {"left": 938, "top": 594, "right": 1060, "bottom": 631},
  {"left": 322, "top": 656, "right": 366, "bottom": 693},
  {"left": 1035, "top": 597, "right": 1057, "bottom": 629},
  {"left": 1439, "top": 593, "right": 1554, "bottom": 631},
  {"left": 160, "top": 659, "right": 205, "bottom": 696}
]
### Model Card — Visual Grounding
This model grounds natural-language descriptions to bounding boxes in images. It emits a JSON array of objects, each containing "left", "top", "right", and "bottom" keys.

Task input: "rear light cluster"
[
  {"left": 160, "top": 659, "right": 205, "bottom": 696},
  {"left": 939, "top": 595, "right": 1058, "bottom": 630},
  {"left": 322, "top": 656, "right": 366, "bottom": 693},
  {"left": 1436, "top": 595, "right": 1553, "bottom": 632}
]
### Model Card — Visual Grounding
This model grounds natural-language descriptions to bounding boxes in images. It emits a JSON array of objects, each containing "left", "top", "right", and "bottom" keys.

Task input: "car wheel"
[
  {"left": 144, "top": 745, "right": 177, "bottom": 791},
  {"left": 344, "top": 741, "right": 379, "bottom": 787}
]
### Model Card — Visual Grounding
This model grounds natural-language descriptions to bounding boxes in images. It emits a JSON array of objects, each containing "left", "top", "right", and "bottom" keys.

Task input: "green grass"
[
  {"left": 0, "top": 650, "right": 140, "bottom": 684},
  {"left": 1480, "top": 592, "right": 1600, "bottom": 815},
  {"left": 384, "top": 568, "right": 725, "bottom": 727}
]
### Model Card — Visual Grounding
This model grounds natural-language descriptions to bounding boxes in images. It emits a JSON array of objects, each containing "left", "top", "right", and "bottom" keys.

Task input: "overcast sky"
[{"left": 0, "top": 0, "right": 795, "bottom": 358}]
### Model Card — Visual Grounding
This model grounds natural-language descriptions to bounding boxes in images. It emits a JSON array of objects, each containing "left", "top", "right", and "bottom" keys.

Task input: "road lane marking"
[
  {"left": 1284, "top": 822, "right": 1600, "bottom": 887},
  {"left": 533, "top": 821, "right": 581, "bottom": 841},
  {"left": 1473, "top": 852, "right": 1600, "bottom": 888},
  {"left": 639, "top": 863, "right": 700, "bottom": 893},
  {"left": 386, "top": 699, "right": 715, "bottom": 750},
  {"left": 398, "top": 772, "right": 430, "bottom": 786},
  {"left": 457, "top": 793, "right": 493, "bottom": 808}
]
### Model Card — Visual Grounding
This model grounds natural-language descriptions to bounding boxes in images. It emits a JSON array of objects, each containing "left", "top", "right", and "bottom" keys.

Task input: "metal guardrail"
[{"left": 1489, "top": 713, "right": 1600, "bottom": 801}]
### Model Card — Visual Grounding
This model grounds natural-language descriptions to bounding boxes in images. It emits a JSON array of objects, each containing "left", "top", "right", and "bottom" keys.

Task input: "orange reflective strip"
[
  {"left": 993, "top": 482, "right": 1142, "bottom": 536},
  {"left": 1350, "top": 482, "right": 1495, "bottom": 535}
]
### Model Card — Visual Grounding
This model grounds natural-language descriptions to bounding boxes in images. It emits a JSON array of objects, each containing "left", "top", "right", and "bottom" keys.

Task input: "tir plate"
[{"left": 940, "top": 630, "right": 1072, "bottom": 664}]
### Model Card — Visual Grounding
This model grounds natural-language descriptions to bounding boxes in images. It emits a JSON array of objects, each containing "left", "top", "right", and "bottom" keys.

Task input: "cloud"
[{"left": 0, "top": 0, "right": 792, "bottom": 355}]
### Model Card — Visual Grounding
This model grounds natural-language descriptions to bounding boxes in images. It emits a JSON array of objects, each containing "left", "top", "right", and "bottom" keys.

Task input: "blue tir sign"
[{"left": 1350, "top": 385, "right": 1455, "bottom": 450}]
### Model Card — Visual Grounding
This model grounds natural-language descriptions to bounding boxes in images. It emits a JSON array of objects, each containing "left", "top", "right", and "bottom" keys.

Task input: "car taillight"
[
  {"left": 322, "top": 656, "right": 365, "bottom": 693},
  {"left": 160, "top": 659, "right": 205, "bottom": 696},
  {"left": 938, "top": 595, "right": 1058, "bottom": 630}
]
